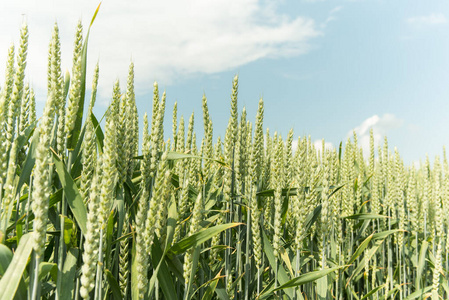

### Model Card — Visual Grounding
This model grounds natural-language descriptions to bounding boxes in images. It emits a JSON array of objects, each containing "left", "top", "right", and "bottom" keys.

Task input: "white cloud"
[
  {"left": 313, "top": 139, "right": 334, "bottom": 153},
  {"left": 291, "top": 138, "right": 333, "bottom": 154},
  {"left": 0, "top": 0, "right": 321, "bottom": 103},
  {"left": 321, "top": 6, "right": 343, "bottom": 28},
  {"left": 407, "top": 13, "right": 448, "bottom": 26},
  {"left": 347, "top": 114, "right": 403, "bottom": 157}
]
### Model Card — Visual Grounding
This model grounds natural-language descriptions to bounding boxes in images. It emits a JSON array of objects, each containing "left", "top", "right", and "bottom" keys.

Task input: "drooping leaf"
[
  {"left": 273, "top": 266, "right": 344, "bottom": 291},
  {"left": 342, "top": 213, "right": 389, "bottom": 220},
  {"left": 168, "top": 223, "right": 241, "bottom": 256}
]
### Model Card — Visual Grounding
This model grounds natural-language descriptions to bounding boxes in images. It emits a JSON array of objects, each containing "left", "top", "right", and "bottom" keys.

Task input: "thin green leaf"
[
  {"left": 342, "top": 213, "right": 389, "bottom": 220},
  {"left": 202, "top": 276, "right": 220, "bottom": 300},
  {"left": 372, "top": 229, "right": 403, "bottom": 240},
  {"left": 168, "top": 223, "right": 241, "bottom": 256},
  {"left": 53, "top": 153, "right": 88, "bottom": 234},
  {"left": 0, "top": 233, "right": 33, "bottom": 300},
  {"left": 58, "top": 248, "right": 79, "bottom": 300},
  {"left": 273, "top": 266, "right": 344, "bottom": 291},
  {"left": 105, "top": 269, "right": 123, "bottom": 300},
  {"left": 346, "top": 234, "right": 373, "bottom": 267},
  {"left": 91, "top": 112, "right": 104, "bottom": 153},
  {"left": 360, "top": 284, "right": 386, "bottom": 300}
]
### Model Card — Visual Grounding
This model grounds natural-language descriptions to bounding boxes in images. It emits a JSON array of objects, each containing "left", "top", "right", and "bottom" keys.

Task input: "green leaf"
[
  {"left": 53, "top": 153, "right": 88, "bottom": 234},
  {"left": 164, "top": 196, "right": 178, "bottom": 252},
  {"left": 214, "top": 278, "right": 231, "bottom": 300},
  {"left": 404, "top": 286, "right": 432, "bottom": 300},
  {"left": 346, "top": 234, "right": 373, "bottom": 266},
  {"left": 273, "top": 266, "right": 344, "bottom": 291},
  {"left": 15, "top": 122, "right": 37, "bottom": 195},
  {"left": 63, "top": 217, "right": 74, "bottom": 246},
  {"left": 0, "top": 233, "right": 33, "bottom": 300},
  {"left": 91, "top": 112, "right": 104, "bottom": 153},
  {"left": 372, "top": 229, "right": 402, "bottom": 240},
  {"left": 202, "top": 276, "right": 219, "bottom": 300},
  {"left": 184, "top": 247, "right": 201, "bottom": 300},
  {"left": 360, "top": 284, "right": 386, "bottom": 300},
  {"left": 149, "top": 237, "right": 177, "bottom": 300},
  {"left": 58, "top": 248, "right": 79, "bottom": 300},
  {"left": 168, "top": 223, "right": 241, "bottom": 256},
  {"left": 0, "top": 244, "right": 13, "bottom": 276},
  {"left": 105, "top": 269, "right": 123, "bottom": 300},
  {"left": 131, "top": 238, "right": 139, "bottom": 300},
  {"left": 39, "top": 262, "right": 58, "bottom": 282},
  {"left": 317, "top": 275, "right": 327, "bottom": 300},
  {"left": 304, "top": 204, "right": 322, "bottom": 233},
  {"left": 166, "top": 151, "right": 226, "bottom": 166},
  {"left": 416, "top": 240, "right": 429, "bottom": 289},
  {"left": 347, "top": 240, "right": 384, "bottom": 285},
  {"left": 342, "top": 213, "right": 389, "bottom": 220},
  {"left": 260, "top": 230, "right": 294, "bottom": 298}
]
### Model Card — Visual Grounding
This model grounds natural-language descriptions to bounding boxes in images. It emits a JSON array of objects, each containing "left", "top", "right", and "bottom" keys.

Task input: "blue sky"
[{"left": 1, "top": 0, "right": 448, "bottom": 164}]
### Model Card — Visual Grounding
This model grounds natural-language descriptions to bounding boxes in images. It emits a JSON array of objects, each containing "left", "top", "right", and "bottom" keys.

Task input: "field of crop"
[{"left": 0, "top": 10, "right": 448, "bottom": 300}]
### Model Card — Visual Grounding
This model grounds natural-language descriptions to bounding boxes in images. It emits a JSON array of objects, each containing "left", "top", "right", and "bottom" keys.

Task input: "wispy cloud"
[
  {"left": 321, "top": 6, "right": 343, "bottom": 28},
  {"left": 407, "top": 13, "right": 448, "bottom": 26},
  {"left": 347, "top": 114, "right": 404, "bottom": 156},
  {"left": 0, "top": 0, "right": 321, "bottom": 102}
]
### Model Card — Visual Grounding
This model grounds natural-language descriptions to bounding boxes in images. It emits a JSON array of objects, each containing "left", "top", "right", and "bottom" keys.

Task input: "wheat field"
[{"left": 0, "top": 8, "right": 448, "bottom": 300}]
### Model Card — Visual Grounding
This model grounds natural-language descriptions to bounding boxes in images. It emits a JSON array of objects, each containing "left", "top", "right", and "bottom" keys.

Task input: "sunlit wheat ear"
[
  {"left": 117, "top": 61, "right": 138, "bottom": 184},
  {"left": 0, "top": 44, "right": 15, "bottom": 183},
  {"left": 80, "top": 158, "right": 102, "bottom": 299},
  {"left": 65, "top": 20, "right": 83, "bottom": 149},
  {"left": 171, "top": 102, "right": 178, "bottom": 150},
  {"left": 16, "top": 83, "right": 31, "bottom": 170},
  {"left": 186, "top": 111, "right": 194, "bottom": 151},
  {"left": 119, "top": 216, "right": 130, "bottom": 299},
  {"left": 6, "top": 23, "right": 28, "bottom": 154},
  {"left": 272, "top": 136, "right": 284, "bottom": 259},
  {"left": 49, "top": 23, "right": 65, "bottom": 155},
  {"left": 135, "top": 185, "right": 150, "bottom": 299},
  {"left": 0, "top": 30, "right": 26, "bottom": 213},
  {"left": 31, "top": 92, "right": 56, "bottom": 258},
  {"left": 229, "top": 74, "right": 239, "bottom": 143},
  {"left": 99, "top": 109, "right": 117, "bottom": 230},
  {"left": 0, "top": 44, "right": 15, "bottom": 123},
  {"left": 248, "top": 146, "right": 262, "bottom": 269},
  {"left": 149, "top": 84, "right": 164, "bottom": 178},
  {"left": 144, "top": 150, "right": 169, "bottom": 251},
  {"left": 183, "top": 192, "right": 203, "bottom": 289},
  {"left": 117, "top": 88, "right": 127, "bottom": 184},
  {"left": 80, "top": 115, "right": 97, "bottom": 206}
]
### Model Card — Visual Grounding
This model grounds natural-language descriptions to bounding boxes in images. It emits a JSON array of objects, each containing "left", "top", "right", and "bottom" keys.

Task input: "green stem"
[
  {"left": 56, "top": 151, "right": 73, "bottom": 297},
  {"left": 30, "top": 253, "right": 41, "bottom": 300}
]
